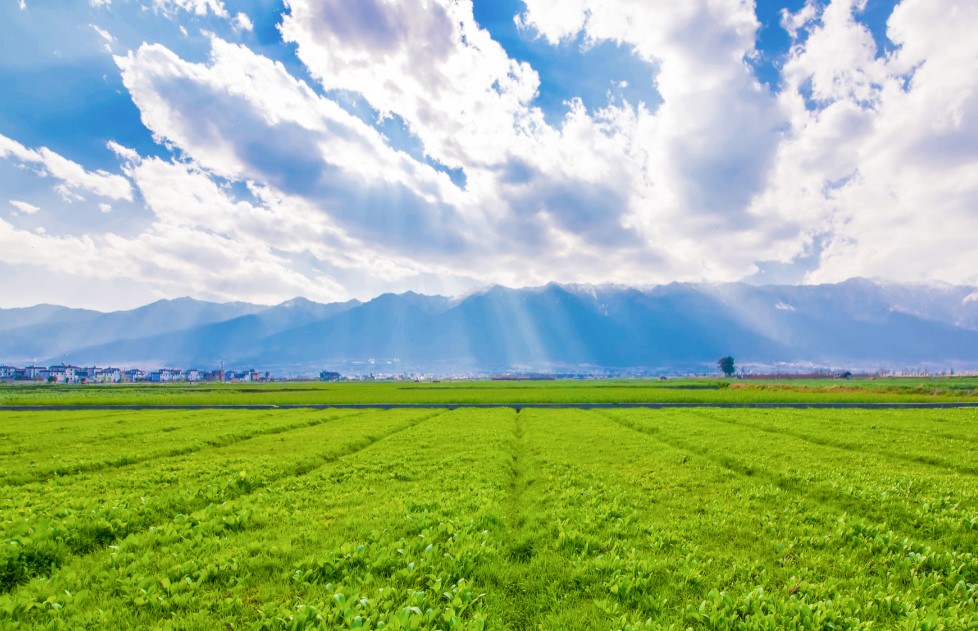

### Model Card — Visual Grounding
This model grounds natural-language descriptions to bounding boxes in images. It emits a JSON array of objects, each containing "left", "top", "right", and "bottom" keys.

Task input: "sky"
[{"left": 1, "top": 0, "right": 976, "bottom": 310}]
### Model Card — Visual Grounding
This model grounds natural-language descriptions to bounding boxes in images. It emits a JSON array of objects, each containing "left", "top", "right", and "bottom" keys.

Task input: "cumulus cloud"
[
  {"left": 115, "top": 38, "right": 479, "bottom": 256},
  {"left": 9, "top": 200, "right": 40, "bottom": 215},
  {"left": 55, "top": 184, "right": 85, "bottom": 204},
  {"left": 279, "top": 2, "right": 649, "bottom": 273},
  {"left": 281, "top": 0, "right": 543, "bottom": 171},
  {"left": 0, "top": 133, "right": 133, "bottom": 201},
  {"left": 90, "top": 24, "right": 115, "bottom": 52},
  {"left": 0, "top": 162, "right": 346, "bottom": 306},
  {"left": 761, "top": 0, "right": 978, "bottom": 285},
  {"left": 498, "top": 0, "right": 792, "bottom": 277},
  {"left": 232, "top": 12, "right": 253, "bottom": 32},
  {"left": 3, "top": 0, "right": 977, "bottom": 308},
  {"left": 274, "top": 0, "right": 978, "bottom": 290},
  {"left": 781, "top": 0, "right": 819, "bottom": 39},
  {"left": 106, "top": 140, "right": 139, "bottom": 163},
  {"left": 152, "top": 0, "right": 226, "bottom": 18}
]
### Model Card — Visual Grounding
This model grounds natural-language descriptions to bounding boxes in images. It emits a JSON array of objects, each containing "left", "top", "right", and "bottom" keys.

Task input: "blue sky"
[{"left": 1, "top": 0, "right": 974, "bottom": 309}]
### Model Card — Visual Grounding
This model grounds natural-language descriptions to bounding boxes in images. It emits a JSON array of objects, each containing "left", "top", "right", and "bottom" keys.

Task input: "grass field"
[
  {"left": 2, "top": 406, "right": 977, "bottom": 628},
  {"left": 2, "top": 376, "right": 978, "bottom": 407}
]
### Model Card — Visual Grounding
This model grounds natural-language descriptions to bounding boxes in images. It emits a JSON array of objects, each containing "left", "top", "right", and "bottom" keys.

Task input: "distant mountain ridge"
[{"left": 2, "top": 279, "right": 978, "bottom": 374}]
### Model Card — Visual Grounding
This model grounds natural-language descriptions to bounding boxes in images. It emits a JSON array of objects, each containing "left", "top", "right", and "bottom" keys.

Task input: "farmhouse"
[
  {"left": 150, "top": 368, "right": 182, "bottom": 383},
  {"left": 43, "top": 365, "right": 80, "bottom": 384},
  {"left": 225, "top": 369, "right": 268, "bottom": 382},
  {"left": 96, "top": 367, "right": 123, "bottom": 383},
  {"left": 22, "top": 365, "right": 46, "bottom": 380},
  {"left": 124, "top": 369, "right": 147, "bottom": 382},
  {"left": 1, "top": 363, "right": 250, "bottom": 383}
]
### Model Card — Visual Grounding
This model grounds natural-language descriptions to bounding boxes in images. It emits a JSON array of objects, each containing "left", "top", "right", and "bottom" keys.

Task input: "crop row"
[
  {"left": 1, "top": 408, "right": 516, "bottom": 628},
  {"left": 0, "top": 408, "right": 358, "bottom": 486},
  {"left": 0, "top": 409, "right": 436, "bottom": 594},
  {"left": 4, "top": 377, "right": 978, "bottom": 407},
  {"left": 1, "top": 407, "right": 976, "bottom": 628}
]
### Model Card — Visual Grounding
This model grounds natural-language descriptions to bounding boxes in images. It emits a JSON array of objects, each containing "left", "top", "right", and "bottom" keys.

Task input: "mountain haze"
[{"left": 2, "top": 280, "right": 977, "bottom": 374}]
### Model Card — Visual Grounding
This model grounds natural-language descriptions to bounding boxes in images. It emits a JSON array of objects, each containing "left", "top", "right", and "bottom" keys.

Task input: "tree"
[{"left": 717, "top": 356, "right": 735, "bottom": 377}]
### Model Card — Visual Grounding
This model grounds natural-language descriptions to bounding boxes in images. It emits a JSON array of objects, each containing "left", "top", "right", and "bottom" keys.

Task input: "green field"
[
  {"left": 2, "top": 406, "right": 977, "bottom": 629},
  {"left": 2, "top": 376, "right": 978, "bottom": 407}
]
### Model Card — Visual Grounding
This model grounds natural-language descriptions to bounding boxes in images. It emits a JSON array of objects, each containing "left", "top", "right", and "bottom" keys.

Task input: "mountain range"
[{"left": 2, "top": 279, "right": 978, "bottom": 375}]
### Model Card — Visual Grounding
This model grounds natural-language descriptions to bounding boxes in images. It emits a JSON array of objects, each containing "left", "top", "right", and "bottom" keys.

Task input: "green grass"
[
  {"left": 1, "top": 407, "right": 976, "bottom": 628},
  {"left": 2, "top": 376, "right": 978, "bottom": 406}
]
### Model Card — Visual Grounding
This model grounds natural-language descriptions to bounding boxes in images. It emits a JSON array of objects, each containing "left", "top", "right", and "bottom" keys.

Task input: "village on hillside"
[{"left": 0, "top": 364, "right": 270, "bottom": 384}]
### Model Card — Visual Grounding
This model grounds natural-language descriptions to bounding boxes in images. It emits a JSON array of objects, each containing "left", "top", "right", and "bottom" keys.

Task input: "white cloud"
[
  {"left": 152, "top": 0, "right": 226, "bottom": 18},
  {"left": 781, "top": 0, "right": 818, "bottom": 39},
  {"left": 280, "top": 0, "right": 544, "bottom": 171},
  {"left": 106, "top": 140, "right": 140, "bottom": 163},
  {"left": 760, "top": 0, "right": 978, "bottom": 286},
  {"left": 5, "top": 0, "right": 977, "bottom": 308},
  {"left": 18, "top": 0, "right": 25, "bottom": 10},
  {"left": 271, "top": 0, "right": 978, "bottom": 290},
  {"left": 96, "top": 2, "right": 856, "bottom": 302},
  {"left": 9, "top": 200, "right": 40, "bottom": 215},
  {"left": 276, "top": 4, "right": 609, "bottom": 265},
  {"left": 510, "top": 1, "right": 792, "bottom": 275},
  {"left": 782, "top": 0, "right": 885, "bottom": 106},
  {"left": 90, "top": 24, "right": 115, "bottom": 51},
  {"left": 55, "top": 184, "right": 85, "bottom": 203},
  {"left": 89, "top": 0, "right": 111, "bottom": 8},
  {"left": 0, "top": 164, "right": 347, "bottom": 306},
  {"left": 116, "top": 33, "right": 670, "bottom": 290},
  {"left": 115, "top": 38, "right": 478, "bottom": 254},
  {"left": 99, "top": 202, "right": 112, "bottom": 213},
  {"left": 232, "top": 12, "right": 253, "bottom": 32},
  {"left": 0, "top": 134, "right": 133, "bottom": 201}
]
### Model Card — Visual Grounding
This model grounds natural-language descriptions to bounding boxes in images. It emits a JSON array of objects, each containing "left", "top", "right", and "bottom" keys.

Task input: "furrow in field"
[
  {"left": 3, "top": 405, "right": 977, "bottom": 628},
  {"left": 598, "top": 410, "right": 976, "bottom": 554},
  {"left": 0, "top": 409, "right": 444, "bottom": 593},
  {"left": 692, "top": 408, "right": 978, "bottom": 478},
  {"left": 483, "top": 409, "right": 685, "bottom": 628},
  {"left": 0, "top": 408, "right": 343, "bottom": 478},
  {"left": 0, "top": 409, "right": 364, "bottom": 486},
  {"left": 0, "top": 409, "right": 191, "bottom": 459},
  {"left": 787, "top": 408, "right": 978, "bottom": 448},
  {"left": 674, "top": 408, "right": 978, "bottom": 523},
  {"left": 505, "top": 408, "right": 802, "bottom": 627},
  {"left": 573, "top": 409, "right": 978, "bottom": 627},
  {"left": 497, "top": 410, "right": 538, "bottom": 631},
  {"left": 2, "top": 408, "right": 511, "bottom": 628}
]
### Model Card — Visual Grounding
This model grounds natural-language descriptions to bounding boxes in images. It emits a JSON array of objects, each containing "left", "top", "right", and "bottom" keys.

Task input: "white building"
[
  {"left": 22, "top": 365, "right": 45, "bottom": 380},
  {"left": 44, "top": 365, "right": 79, "bottom": 384},
  {"left": 98, "top": 368, "right": 123, "bottom": 383},
  {"left": 150, "top": 368, "right": 184, "bottom": 383},
  {"left": 124, "top": 369, "right": 147, "bottom": 382}
]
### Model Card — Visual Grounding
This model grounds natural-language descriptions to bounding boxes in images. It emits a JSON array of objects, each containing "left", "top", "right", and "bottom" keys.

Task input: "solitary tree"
[{"left": 717, "top": 356, "right": 735, "bottom": 377}]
